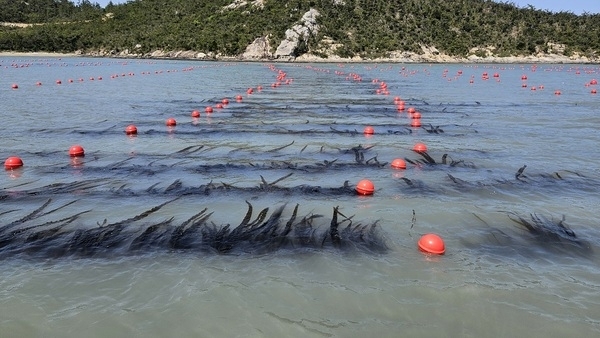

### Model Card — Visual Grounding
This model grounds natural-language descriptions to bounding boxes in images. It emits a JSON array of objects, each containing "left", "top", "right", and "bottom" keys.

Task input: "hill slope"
[{"left": 1, "top": 0, "right": 599, "bottom": 62}]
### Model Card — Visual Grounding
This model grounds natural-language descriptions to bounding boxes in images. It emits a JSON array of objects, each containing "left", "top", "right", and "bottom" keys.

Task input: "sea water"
[{"left": 0, "top": 57, "right": 599, "bottom": 337}]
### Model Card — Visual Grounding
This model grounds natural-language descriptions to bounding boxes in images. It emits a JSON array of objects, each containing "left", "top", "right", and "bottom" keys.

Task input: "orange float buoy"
[
  {"left": 69, "top": 145, "right": 85, "bottom": 157},
  {"left": 391, "top": 158, "right": 407, "bottom": 169},
  {"left": 11, "top": 84, "right": 18, "bottom": 89},
  {"left": 191, "top": 110, "right": 200, "bottom": 118},
  {"left": 205, "top": 106, "right": 213, "bottom": 113},
  {"left": 235, "top": 95, "right": 243, "bottom": 102},
  {"left": 413, "top": 142, "right": 428, "bottom": 153},
  {"left": 407, "top": 107, "right": 416, "bottom": 114},
  {"left": 222, "top": 98, "right": 229, "bottom": 105},
  {"left": 166, "top": 118, "right": 177, "bottom": 126},
  {"left": 4, "top": 156, "right": 23, "bottom": 170},
  {"left": 410, "top": 119, "right": 422, "bottom": 127},
  {"left": 355, "top": 179, "right": 375, "bottom": 195},
  {"left": 554, "top": 90, "right": 562, "bottom": 95},
  {"left": 592, "top": 89, "right": 597, "bottom": 94},
  {"left": 216, "top": 103, "right": 224, "bottom": 109},
  {"left": 125, "top": 124, "right": 138, "bottom": 135},
  {"left": 56, "top": 80, "right": 62, "bottom": 84},
  {"left": 591, "top": 79, "right": 598, "bottom": 85},
  {"left": 247, "top": 88, "right": 254, "bottom": 94},
  {"left": 363, "top": 126, "right": 374, "bottom": 135},
  {"left": 411, "top": 111, "right": 422, "bottom": 119},
  {"left": 418, "top": 233, "right": 445, "bottom": 255}
]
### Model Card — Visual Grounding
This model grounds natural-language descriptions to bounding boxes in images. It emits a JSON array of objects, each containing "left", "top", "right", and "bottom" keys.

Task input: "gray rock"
[
  {"left": 275, "top": 8, "right": 320, "bottom": 59},
  {"left": 242, "top": 36, "right": 272, "bottom": 59}
]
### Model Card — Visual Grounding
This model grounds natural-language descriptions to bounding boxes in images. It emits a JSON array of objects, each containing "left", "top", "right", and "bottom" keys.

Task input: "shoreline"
[
  {"left": 0, "top": 51, "right": 77, "bottom": 58},
  {"left": 1, "top": 50, "right": 598, "bottom": 64}
]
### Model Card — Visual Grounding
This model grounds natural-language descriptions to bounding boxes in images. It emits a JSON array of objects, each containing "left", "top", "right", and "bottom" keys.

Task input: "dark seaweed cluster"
[
  {"left": 0, "top": 199, "right": 388, "bottom": 259},
  {"left": 462, "top": 213, "right": 594, "bottom": 258}
]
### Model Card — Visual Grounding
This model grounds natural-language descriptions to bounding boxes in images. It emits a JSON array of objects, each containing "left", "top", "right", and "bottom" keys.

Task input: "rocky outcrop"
[
  {"left": 223, "top": 0, "right": 265, "bottom": 11},
  {"left": 242, "top": 36, "right": 272, "bottom": 59},
  {"left": 149, "top": 50, "right": 209, "bottom": 59},
  {"left": 274, "top": 8, "right": 320, "bottom": 60}
]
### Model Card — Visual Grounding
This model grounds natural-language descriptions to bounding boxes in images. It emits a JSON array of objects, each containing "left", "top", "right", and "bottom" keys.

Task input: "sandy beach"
[
  {"left": 0, "top": 51, "right": 77, "bottom": 57},
  {"left": 1, "top": 50, "right": 597, "bottom": 64}
]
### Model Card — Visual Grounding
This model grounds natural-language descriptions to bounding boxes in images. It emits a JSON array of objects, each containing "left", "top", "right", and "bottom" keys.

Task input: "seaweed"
[{"left": 0, "top": 200, "right": 388, "bottom": 259}]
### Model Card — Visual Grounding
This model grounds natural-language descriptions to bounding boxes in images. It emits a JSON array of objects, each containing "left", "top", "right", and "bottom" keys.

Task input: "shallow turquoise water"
[{"left": 1, "top": 57, "right": 599, "bottom": 337}]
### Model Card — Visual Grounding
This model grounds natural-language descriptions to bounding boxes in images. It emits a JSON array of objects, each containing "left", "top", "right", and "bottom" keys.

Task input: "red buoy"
[
  {"left": 418, "top": 233, "right": 445, "bottom": 255},
  {"left": 56, "top": 80, "right": 62, "bottom": 85},
  {"left": 191, "top": 110, "right": 200, "bottom": 118},
  {"left": 11, "top": 84, "right": 18, "bottom": 89},
  {"left": 413, "top": 143, "right": 428, "bottom": 153},
  {"left": 222, "top": 98, "right": 229, "bottom": 105},
  {"left": 355, "top": 179, "right": 375, "bottom": 195},
  {"left": 410, "top": 119, "right": 422, "bottom": 128},
  {"left": 592, "top": 89, "right": 597, "bottom": 94},
  {"left": 166, "top": 118, "right": 177, "bottom": 126},
  {"left": 4, "top": 156, "right": 23, "bottom": 170},
  {"left": 125, "top": 125, "right": 138, "bottom": 135},
  {"left": 216, "top": 103, "right": 224, "bottom": 109},
  {"left": 235, "top": 95, "right": 243, "bottom": 102},
  {"left": 69, "top": 145, "right": 85, "bottom": 157},
  {"left": 205, "top": 106, "right": 213, "bottom": 113},
  {"left": 391, "top": 158, "right": 407, "bottom": 169},
  {"left": 411, "top": 111, "right": 422, "bottom": 119},
  {"left": 363, "top": 126, "right": 375, "bottom": 135}
]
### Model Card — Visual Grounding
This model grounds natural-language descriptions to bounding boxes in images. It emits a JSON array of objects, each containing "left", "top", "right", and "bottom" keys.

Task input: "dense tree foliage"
[{"left": 1, "top": 0, "right": 599, "bottom": 58}]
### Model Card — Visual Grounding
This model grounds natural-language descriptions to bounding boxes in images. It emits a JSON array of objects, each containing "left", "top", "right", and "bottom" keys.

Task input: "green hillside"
[{"left": 1, "top": 0, "right": 599, "bottom": 59}]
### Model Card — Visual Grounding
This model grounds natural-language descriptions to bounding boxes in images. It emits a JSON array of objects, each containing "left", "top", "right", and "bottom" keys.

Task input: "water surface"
[{"left": 1, "top": 57, "right": 599, "bottom": 337}]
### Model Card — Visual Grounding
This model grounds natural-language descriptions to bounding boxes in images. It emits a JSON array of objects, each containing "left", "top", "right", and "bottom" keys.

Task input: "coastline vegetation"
[{"left": 1, "top": 0, "right": 599, "bottom": 59}]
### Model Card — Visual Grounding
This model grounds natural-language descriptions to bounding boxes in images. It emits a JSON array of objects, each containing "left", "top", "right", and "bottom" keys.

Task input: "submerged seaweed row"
[
  {"left": 463, "top": 213, "right": 593, "bottom": 258},
  {"left": 0, "top": 175, "right": 357, "bottom": 199},
  {"left": 0, "top": 199, "right": 388, "bottom": 259}
]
